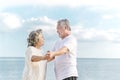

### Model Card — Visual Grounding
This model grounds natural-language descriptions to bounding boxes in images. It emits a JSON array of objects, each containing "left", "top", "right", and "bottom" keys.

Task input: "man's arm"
[
  {"left": 52, "top": 46, "right": 69, "bottom": 56},
  {"left": 47, "top": 46, "right": 69, "bottom": 61}
]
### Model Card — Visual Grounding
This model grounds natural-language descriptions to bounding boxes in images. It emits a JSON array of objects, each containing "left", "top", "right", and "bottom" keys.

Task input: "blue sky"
[{"left": 0, "top": 0, "right": 120, "bottom": 58}]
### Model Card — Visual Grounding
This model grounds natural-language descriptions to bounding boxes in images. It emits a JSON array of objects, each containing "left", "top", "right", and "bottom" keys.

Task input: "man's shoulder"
[{"left": 66, "top": 35, "right": 76, "bottom": 41}]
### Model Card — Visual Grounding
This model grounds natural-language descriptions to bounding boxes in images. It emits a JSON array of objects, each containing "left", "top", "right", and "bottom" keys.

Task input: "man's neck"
[{"left": 62, "top": 32, "right": 71, "bottom": 39}]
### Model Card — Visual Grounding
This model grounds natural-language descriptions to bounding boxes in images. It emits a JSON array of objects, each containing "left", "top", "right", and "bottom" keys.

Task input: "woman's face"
[{"left": 37, "top": 34, "right": 44, "bottom": 47}]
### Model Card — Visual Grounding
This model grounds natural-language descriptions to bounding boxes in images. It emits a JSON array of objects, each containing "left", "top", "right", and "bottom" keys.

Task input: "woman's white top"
[
  {"left": 22, "top": 46, "right": 47, "bottom": 80},
  {"left": 53, "top": 35, "right": 78, "bottom": 80}
]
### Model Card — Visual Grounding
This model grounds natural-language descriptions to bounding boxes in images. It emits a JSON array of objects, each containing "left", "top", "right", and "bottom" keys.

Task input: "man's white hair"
[{"left": 57, "top": 19, "right": 71, "bottom": 31}]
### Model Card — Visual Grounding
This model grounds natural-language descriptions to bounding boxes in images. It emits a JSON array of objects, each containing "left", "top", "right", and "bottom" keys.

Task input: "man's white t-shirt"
[
  {"left": 22, "top": 46, "right": 47, "bottom": 80},
  {"left": 53, "top": 35, "right": 78, "bottom": 80}
]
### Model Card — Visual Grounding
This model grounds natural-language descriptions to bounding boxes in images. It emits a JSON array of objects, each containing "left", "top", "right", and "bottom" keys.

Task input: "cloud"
[
  {"left": 25, "top": 16, "right": 56, "bottom": 26},
  {"left": 72, "top": 25, "right": 120, "bottom": 42},
  {"left": 23, "top": 16, "right": 57, "bottom": 35},
  {"left": 97, "top": 13, "right": 120, "bottom": 27},
  {"left": 0, "top": 0, "right": 120, "bottom": 10},
  {"left": 81, "top": 0, "right": 119, "bottom": 8},
  {"left": 102, "top": 13, "right": 120, "bottom": 20},
  {"left": 116, "top": 14, "right": 120, "bottom": 18},
  {"left": 0, "top": 13, "right": 22, "bottom": 32},
  {"left": 23, "top": 16, "right": 56, "bottom": 25},
  {"left": 102, "top": 15, "right": 113, "bottom": 20},
  {"left": 28, "top": 25, "right": 56, "bottom": 36},
  {"left": 22, "top": 16, "right": 120, "bottom": 42}
]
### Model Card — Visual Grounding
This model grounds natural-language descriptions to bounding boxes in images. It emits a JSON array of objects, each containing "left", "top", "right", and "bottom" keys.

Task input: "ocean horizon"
[{"left": 0, "top": 57, "right": 120, "bottom": 80}]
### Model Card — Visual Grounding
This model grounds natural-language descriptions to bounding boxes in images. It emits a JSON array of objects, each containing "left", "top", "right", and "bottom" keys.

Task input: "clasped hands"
[{"left": 43, "top": 51, "right": 55, "bottom": 62}]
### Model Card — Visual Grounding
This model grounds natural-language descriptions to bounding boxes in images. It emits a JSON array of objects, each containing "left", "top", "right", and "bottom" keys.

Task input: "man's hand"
[{"left": 46, "top": 51, "right": 55, "bottom": 62}]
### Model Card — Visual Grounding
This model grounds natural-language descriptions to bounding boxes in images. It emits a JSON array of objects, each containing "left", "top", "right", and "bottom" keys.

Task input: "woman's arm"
[{"left": 31, "top": 55, "right": 47, "bottom": 62}]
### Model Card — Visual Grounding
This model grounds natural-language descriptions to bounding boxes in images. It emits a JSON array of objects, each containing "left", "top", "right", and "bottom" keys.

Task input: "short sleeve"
[
  {"left": 63, "top": 37, "right": 77, "bottom": 52},
  {"left": 52, "top": 40, "right": 60, "bottom": 52}
]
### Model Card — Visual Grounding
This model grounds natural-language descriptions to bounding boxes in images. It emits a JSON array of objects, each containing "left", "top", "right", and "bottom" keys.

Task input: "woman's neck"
[{"left": 35, "top": 45, "right": 41, "bottom": 49}]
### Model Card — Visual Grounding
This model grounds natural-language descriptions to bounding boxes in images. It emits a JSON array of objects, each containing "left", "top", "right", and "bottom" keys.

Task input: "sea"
[{"left": 0, "top": 57, "right": 120, "bottom": 80}]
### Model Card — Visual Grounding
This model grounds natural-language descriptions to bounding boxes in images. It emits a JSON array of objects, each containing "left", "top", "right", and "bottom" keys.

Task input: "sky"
[{"left": 0, "top": 0, "right": 120, "bottom": 58}]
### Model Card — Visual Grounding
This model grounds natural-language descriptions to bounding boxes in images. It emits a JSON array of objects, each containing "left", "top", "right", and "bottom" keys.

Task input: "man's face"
[{"left": 56, "top": 25, "right": 66, "bottom": 39}]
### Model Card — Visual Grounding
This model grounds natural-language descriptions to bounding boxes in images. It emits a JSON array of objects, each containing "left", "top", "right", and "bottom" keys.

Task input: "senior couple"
[{"left": 22, "top": 19, "right": 78, "bottom": 80}]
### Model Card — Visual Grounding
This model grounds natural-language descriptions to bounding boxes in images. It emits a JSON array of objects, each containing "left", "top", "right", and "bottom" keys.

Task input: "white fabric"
[
  {"left": 52, "top": 35, "right": 78, "bottom": 80},
  {"left": 22, "top": 46, "right": 47, "bottom": 80}
]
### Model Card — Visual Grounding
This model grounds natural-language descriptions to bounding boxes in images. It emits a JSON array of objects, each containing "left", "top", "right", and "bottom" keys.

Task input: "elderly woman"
[{"left": 22, "top": 29, "right": 47, "bottom": 80}]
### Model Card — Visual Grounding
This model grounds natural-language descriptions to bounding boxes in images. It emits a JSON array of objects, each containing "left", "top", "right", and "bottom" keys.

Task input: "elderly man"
[{"left": 47, "top": 19, "right": 78, "bottom": 80}]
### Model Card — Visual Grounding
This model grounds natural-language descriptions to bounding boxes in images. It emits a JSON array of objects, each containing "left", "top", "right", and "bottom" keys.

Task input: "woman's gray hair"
[
  {"left": 27, "top": 29, "right": 42, "bottom": 47},
  {"left": 57, "top": 19, "right": 71, "bottom": 31}
]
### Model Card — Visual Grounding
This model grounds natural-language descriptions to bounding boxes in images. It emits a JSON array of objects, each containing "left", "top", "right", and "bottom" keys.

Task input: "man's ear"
[{"left": 64, "top": 26, "right": 68, "bottom": 30}]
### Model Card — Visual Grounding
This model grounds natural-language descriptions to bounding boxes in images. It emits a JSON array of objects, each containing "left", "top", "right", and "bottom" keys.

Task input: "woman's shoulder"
[
  {"left": 27, "top": 46, "right": 34, "bottom": 50},
  {"left": 26, "top": 46, "right": 43, "bottom": 55},
  {"left": 26, "top": 46, "right": 36, "bottom": 53}
]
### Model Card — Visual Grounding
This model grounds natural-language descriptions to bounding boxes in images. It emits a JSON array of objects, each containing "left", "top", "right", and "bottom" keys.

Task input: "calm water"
[{"left": 0, "top": 57, "right": 120, "bottom": 80}]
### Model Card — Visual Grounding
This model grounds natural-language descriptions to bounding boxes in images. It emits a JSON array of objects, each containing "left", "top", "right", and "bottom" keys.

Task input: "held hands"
[
  {"left": 45, "top": 51, "right": 55, "bottom": 62},
  {"left": 31, "top": 51, "right": 55, "bottom": 62},
  {"left": 42, "top": 51, "right": 51, "bottom": 60}
]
